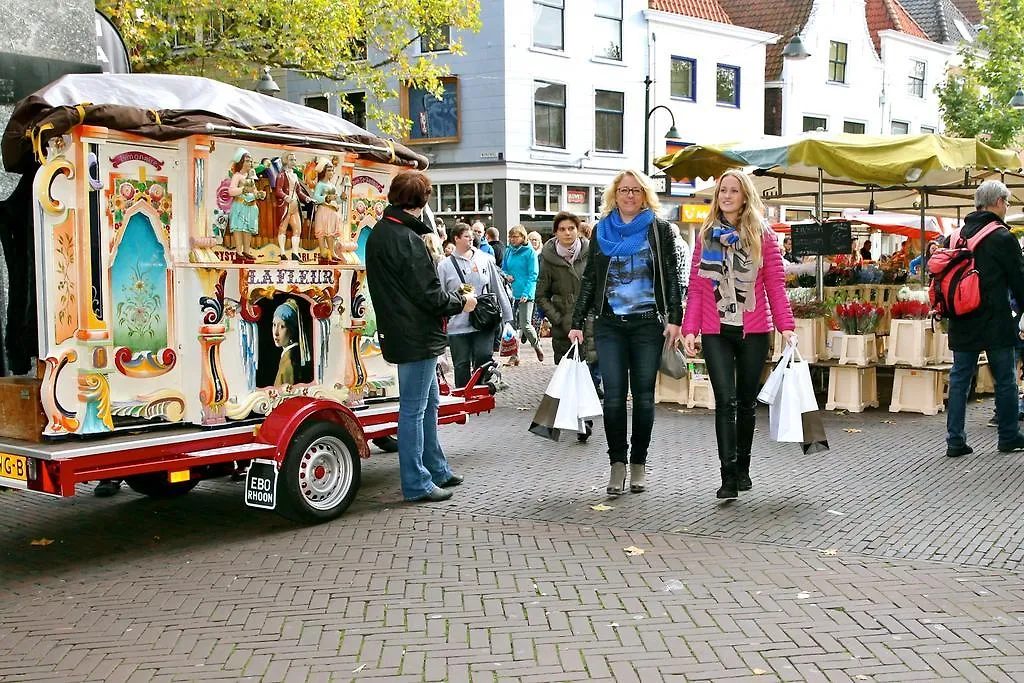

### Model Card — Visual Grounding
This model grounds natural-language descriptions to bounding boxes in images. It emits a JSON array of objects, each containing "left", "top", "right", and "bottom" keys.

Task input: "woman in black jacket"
[
  {"left": 569, "top": 169, "right": 682, "bottom": 496},
  {"left": 365, "top": 171, "right": 478, "bottom": 503}
]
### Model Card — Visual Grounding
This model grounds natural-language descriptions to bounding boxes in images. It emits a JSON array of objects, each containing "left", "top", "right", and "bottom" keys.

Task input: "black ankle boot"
[
  {"left": 716, "top": 467, "right": 738, "bottom": 499},
  {"left": 736, "top": 453, "right": 751, "bottom": 491}
]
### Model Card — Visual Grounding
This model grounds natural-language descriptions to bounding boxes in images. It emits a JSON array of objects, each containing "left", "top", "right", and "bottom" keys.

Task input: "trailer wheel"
[
  {"left": 372, "top": 436, "right": 398, "bottom": 453},
  {"left": 278, "top": 420, "right": 360, "bottom": 523},
  {"left": 125, "top": 473, "right": 199, "bottom": 498}
]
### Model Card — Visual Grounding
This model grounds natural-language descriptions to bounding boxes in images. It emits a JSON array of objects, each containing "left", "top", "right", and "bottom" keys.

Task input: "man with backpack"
[{"left": 938, "top": 180, "right": 1024, "bottom": 457}]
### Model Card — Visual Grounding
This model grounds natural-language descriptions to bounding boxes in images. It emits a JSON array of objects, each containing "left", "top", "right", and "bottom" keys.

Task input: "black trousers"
[{"left": 701, "top": 325, "right": 770, "bottom": 471}]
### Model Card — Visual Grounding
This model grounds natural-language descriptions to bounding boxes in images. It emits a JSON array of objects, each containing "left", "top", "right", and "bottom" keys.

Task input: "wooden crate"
[{"left": 0, "top": 377, "right": 46, "bottom": 442}]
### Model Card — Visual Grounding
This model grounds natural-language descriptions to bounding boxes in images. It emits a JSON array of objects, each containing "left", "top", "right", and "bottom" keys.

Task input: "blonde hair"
[
  {"left": 422, "top": 232, "right": 444, "bottom": 264},
  {"left": 599, "top": 169, "right": 662, "bottom": 217},
  {"left": 700, "top": 169, "right": 765, "bottom": 266},
  {"left": 527, "top": 231, "right": 544, "bottom": 249},
  {"left": 508, "top": 224, "right": 528, "bottom": 240}
]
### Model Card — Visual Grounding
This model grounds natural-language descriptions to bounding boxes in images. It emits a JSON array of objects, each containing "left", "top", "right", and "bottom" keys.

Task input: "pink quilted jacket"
[{"left": 682, "top": 228, "right": 795, "bottom": 336}]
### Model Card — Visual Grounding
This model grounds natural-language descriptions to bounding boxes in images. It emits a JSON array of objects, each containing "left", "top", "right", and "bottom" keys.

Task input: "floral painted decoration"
[{"left": 108, "top": 177, "right": 172, "bottom": 234}]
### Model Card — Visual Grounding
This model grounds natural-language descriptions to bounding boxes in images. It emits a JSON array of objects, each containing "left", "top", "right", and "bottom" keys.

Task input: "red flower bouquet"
[
  {"left": 890, "top": 300, "right": 931, "bottom": 320},
  {"left": 834, "top": 301, "right": 885, "bottom": 335}
]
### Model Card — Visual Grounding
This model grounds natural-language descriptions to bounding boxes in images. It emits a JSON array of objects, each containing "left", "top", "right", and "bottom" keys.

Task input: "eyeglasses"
[{"left": 617, "top": 187, "right": 643, "bottom": 196}]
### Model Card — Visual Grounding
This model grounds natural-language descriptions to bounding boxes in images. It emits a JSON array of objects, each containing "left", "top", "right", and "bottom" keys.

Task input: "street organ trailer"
[{"left": 0, "top": 74, "right": 494, "bottom": 522}]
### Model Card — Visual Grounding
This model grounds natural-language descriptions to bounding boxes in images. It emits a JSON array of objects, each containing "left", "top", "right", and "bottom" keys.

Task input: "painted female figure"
[
  {"left": 272, "top": 299, "right": 313, "bottom": 386},
  {"left": 312, "top": 159, "right": 341, "bottom": 262},
  {"left": 228, "top": 149, "right": 265, "bottom": 259}
]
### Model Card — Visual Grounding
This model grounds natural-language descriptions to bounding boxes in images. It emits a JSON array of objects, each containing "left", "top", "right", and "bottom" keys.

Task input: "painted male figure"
[{"left": 274, "top": 152, "right": 312, "bottom": 260}]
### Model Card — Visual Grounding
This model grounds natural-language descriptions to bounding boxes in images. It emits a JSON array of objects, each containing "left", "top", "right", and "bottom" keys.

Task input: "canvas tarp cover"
[{"left": 2, "top": 73, "right": 428, "bottom": 173}]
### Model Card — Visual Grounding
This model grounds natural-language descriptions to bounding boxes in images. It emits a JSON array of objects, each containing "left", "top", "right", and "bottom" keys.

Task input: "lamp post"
[
  {"left": 643, "top": 75, "right": 682, "bottom": 176},
  {"left": 255, "top": 66, "right": 280, "bottom": 96},
  {"left": 1009, "top": 87, "right": 1024, "bottom": 110}
]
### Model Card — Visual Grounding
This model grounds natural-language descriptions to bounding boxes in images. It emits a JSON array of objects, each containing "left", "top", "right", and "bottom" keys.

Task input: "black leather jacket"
[
  {"left": 365, "top": 206, "right": 466, "bottom": 364},
  {"left": 571, "top": 217, "right": 682, "bottom": 329}
]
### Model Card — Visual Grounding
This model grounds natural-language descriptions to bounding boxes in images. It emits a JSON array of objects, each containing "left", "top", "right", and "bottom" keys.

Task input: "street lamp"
[
  {"left": 255, "top": 66, "right": 280, "bottom": 96},
  {"left": 1010, "top": 86, "right": 1024, "bottom": 110},
  {"left": 781, "top": 29, "right": 811, "bottom": 59},
  {"left": 643, "top": 75, "right": 682, "bottom": 175}
]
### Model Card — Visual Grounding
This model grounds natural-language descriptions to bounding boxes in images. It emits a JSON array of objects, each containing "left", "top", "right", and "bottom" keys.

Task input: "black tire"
[
  {"left": 277, "top": 420, "right": 361, "bottom": 523},
  {"left": 125, "top": 473, "right": 199, "bottom": 498},
  {"left": 372, "top": 436, "right": 399, "bottom": 453}
]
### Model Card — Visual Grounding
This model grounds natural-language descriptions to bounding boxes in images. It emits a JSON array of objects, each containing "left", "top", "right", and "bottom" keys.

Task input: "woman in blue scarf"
[{"left": 569, "top": 170, "right": 683, "bottom": 496}]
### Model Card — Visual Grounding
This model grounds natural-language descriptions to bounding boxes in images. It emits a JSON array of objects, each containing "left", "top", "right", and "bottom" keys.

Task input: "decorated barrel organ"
[{"left": 31, "top": 127, "right": 399, "bottom": 438}]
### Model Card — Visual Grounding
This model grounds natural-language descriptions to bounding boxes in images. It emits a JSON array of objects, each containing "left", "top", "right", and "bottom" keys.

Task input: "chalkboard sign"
[{"left": 791, "top": 220, "right": 852, "bottom": 257}]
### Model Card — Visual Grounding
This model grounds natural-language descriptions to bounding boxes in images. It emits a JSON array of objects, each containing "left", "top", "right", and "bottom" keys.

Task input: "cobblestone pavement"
[{"left": 2, "top": 338, "right": 1024, "bottom": 681}]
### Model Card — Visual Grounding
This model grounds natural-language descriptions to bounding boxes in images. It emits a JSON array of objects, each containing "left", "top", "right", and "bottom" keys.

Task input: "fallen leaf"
[
  {"left": 843, "top": 428, "right": 863, "bottom": 433},
  {"left": 352, "top": 664, "right": 367, "bottom": 673},
  {"left": 591, "top": 504, "right": 614, "bottom": 512},
  {"left": 30, "top": 538, "right": 53, "bottom": 546},
  {"left": 855, "top": 676, "right": 870, "bottom": 681},
  {"left": 880, "top": 420, "right": 896, "bottom": 424},
  {"left": 623, "top": 545, "right": 645, "bottom": 556},
  {"left": 819, "top": 548, "right": 838, "bottom": 556},
  {"left": 753, "top": 669, "right": 770, "bottom": 676},
  {"left": 835, "top": 410, "right": 848, "bottom": 416},
  {"left": 676, "top": 409, "right": 692, "bottom": 414}
]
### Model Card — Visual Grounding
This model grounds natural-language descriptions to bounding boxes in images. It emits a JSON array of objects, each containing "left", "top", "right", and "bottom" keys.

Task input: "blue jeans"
[
  {"left": 947, "top": 346, "right": 1022, "bottom": 448},
  {"left": 397, "top": 357, "right": 455, "bottom": 500},
  {"left": 448, "top": 330, "right": 494, "bottom": 388},
  {"left": 594, "top": 316, "right": 664, "bottom": 464}
]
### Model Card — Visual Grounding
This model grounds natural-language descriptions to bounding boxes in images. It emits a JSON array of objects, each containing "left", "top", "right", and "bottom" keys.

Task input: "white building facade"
[{"left": 279, "top": 0, "right": 774, "bottom": 236}]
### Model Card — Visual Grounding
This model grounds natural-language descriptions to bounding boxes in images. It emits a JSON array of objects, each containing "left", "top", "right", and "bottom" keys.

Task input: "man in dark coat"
[
  {"left": 365, "top": 170, "right": 477, "bottom": 501},
  {"left": 945, "top": 180, "right": 1024, "bottom": 457}
]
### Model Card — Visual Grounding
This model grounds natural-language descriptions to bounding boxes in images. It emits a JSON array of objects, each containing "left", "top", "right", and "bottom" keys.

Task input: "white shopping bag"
[
  {"left": 575, "top": 353, "right": 603, "bottom": 422},
  {"left": 528, "top": 345, "right": 579, "bottom": 440},
  {"left": 758, "top": 340, "right": 795, "bottom": 404},
  {"left": 553, "top": 344, "right": 584, "bottom": 431},
  {"left": 768, "top": 346, "right": 819, "bottom": 442},
  {"left": 787, "top": 346, "right": 819, "bottom": 414}
]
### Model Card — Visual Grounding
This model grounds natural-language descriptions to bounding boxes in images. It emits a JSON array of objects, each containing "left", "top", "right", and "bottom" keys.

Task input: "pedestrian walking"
[
  {"left": 569, "top": 170, "right": 682, "bottom": 495},
  {"left": 438, "top": 223, "right": 514, "bottom": 388},
  {"left": 472, "top": 221, "right": 495, "bottom": 258},
  {"left": 503, "top": 224, "right": 544, "bottom": 365},
  {"left": 536, "top": 211, "right": 601, "bottom": 442},
  {"left": 364, "top": 170, "right": 477, "bottom": 503},
  {"left": 943, "top": 179, "right": 1024, "bottom": 457},
  {"left": 682, "top": 169, "right": 795, "bottom": 500},
  {"left": 486, "top": 227, "right": 505, "bottom": 267}
]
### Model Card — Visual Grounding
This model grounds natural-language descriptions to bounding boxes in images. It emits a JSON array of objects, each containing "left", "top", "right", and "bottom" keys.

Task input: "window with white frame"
[
  {"left": 534, "top": 81, "right": 566, "bottom": 148},
  {"left": 891, "top": 120, "right": 910, "bottom": 134},
  {"left": 519, "top": 183, "right": 561, "bottom": 213},
  {"left": 829, "top": 41, "right": 848, "bottom": 83},
  {"left": 716, "top": 64, "right": 740, "bottom": 106},
  {"left": 803, "top": 116, "right": 827, "bottom": 132},
  {"left": 533, "top": 0, "right": 564, "bottom": 51},
  {"left": 420, "top": 25, "right": 451, "bottom": 53},
  {"left": 671, "top": 57, "right": 696, "bottom": 100},
  {"left": 594, "top": 90, "right": 624, "bottom": 153},
  {"left": 594, "top": 0, "right": 622, "bottom": 60},
  {"left": 921, "top": 125, "right": 936, "bottom": 134},
  {"left": 843, "top": 121, "right": 865, "bottom": 134},
  {"left": 432, "top": 182, "right": 494, "bottom": 214},
  {"left": 908, "top": 60, "right": 926, "bottom": 97}
]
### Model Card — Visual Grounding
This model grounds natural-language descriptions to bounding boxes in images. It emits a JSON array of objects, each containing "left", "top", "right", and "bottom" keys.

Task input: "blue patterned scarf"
[{"left": 596, "top": 208, "right": 655, "bottom": 257}]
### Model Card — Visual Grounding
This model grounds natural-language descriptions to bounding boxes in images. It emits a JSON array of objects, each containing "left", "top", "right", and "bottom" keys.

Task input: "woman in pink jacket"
[{"left": 682, "top": 169, "right": 795, "bottom": 500}]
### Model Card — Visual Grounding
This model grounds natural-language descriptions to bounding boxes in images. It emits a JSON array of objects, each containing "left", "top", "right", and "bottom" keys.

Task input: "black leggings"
[{"left": 701, "top": 326, "right": 770, "bottom": 469}]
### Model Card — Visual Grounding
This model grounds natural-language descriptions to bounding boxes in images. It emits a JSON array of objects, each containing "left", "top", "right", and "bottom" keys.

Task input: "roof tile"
[
  {"left": 716, "top": 0, "right": 815, "bottom": 80},
  {"left": 648, "top": 0, "right": 732, "bottom": 24},
  {"left": 865, "top": 0, "right": 931, "bottom": 53}
]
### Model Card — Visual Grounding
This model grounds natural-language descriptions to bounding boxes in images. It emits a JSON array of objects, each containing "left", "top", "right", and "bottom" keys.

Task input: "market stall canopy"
[
  {"left": 2, "top": 73, "right": 428, "bottom": 174},
  {"left": 771, "top": 212, "right": 942, "bottom": 240},
  {"left": 655, "top": 133, "right": 1024, "bottom": 218}
]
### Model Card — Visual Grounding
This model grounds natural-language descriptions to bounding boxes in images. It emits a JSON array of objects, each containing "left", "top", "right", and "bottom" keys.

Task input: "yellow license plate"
[{"left": 0, "top": 453, "right": 27, "bottom": 482}]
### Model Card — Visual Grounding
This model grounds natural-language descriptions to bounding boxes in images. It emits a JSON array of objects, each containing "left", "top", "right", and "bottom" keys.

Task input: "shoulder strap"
[
  {"left": 449, "top": 254, "right": 468, "bottom": 285},
  {"left": 965, "top": 221, "right": 1002, "bottom": 251}
]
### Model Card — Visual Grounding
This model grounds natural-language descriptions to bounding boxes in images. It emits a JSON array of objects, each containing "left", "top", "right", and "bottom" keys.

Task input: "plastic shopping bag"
[
  {"left": 575, "top": 357, "right": 603, "bottom": 423},
  {"left": 528, "top": 347, "right": 577, "bottom": 441},
  {"left": 554, "top": 344, "right": 588, "bottom": 431},
  {"left": 769, "top": 348, "right": 819, "bottom": 443},
  {"left": 758, "top": 340, "right": 795, "bottom": 404}
]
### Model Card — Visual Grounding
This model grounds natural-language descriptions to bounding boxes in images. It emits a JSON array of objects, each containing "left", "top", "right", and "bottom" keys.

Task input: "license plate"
[
  {"left": 244, "top": 459, "right": 277, "bottom": 510},
  {"left": 0, "top": 452, "right": 27, "bottom": 482}
]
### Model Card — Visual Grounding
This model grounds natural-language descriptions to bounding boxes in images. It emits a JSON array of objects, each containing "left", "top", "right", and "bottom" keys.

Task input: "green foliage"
[
  {"left": 936, "top": 0, "right": 1024, "bottom": 148},
  {"left": 96, "top": 0, "right": 482, "bottom": 138}
]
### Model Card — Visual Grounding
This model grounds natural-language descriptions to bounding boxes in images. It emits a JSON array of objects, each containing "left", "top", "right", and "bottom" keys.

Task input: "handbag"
[
  {"left": 660, "top": 340, "right": 687, "bottom": 379},
  {"left": 450, "top": 256, "right": 501, "bottom": 331}
]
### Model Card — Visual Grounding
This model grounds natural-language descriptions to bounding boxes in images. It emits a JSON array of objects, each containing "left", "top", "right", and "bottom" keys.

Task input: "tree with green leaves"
[
  {"left": 936, "top": 0, "right": 1024, "bottom": 148},
  {"left": 96, "top": 0, "right": 481, "bottom": 138}
]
